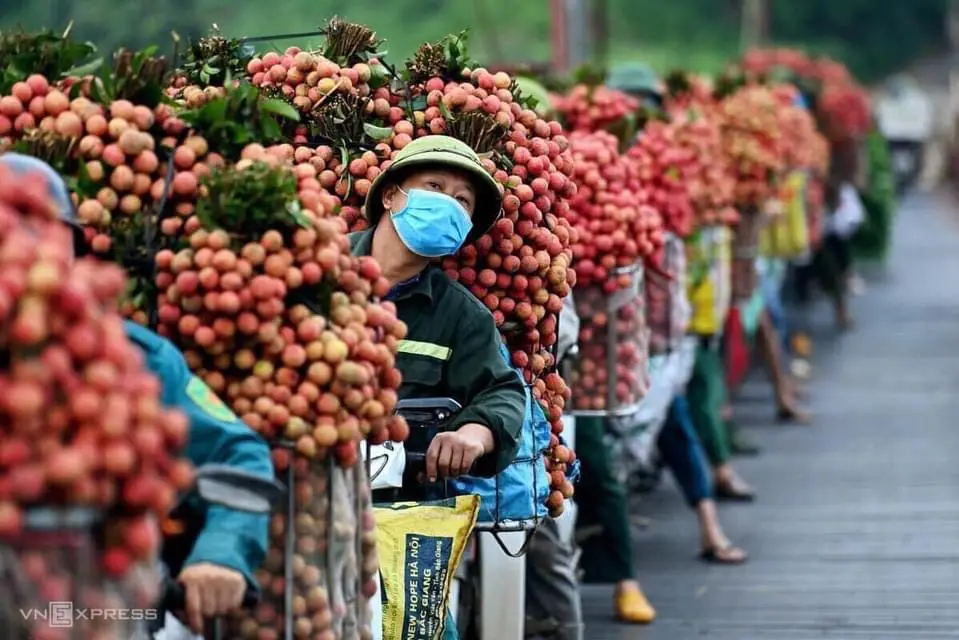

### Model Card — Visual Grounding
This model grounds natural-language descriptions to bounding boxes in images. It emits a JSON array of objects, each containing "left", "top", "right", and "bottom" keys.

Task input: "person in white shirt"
[{"left": 815, "top": 143, "right": 865, "bottom": 329}]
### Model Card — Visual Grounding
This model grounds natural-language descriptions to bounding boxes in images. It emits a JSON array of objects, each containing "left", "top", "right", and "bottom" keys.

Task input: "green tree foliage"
[
  {"left": 0, "top": 0, "right": 949, "bottom": 81},
  {"left": 769, "top": 0, "right": 949, "bottom": 79}
]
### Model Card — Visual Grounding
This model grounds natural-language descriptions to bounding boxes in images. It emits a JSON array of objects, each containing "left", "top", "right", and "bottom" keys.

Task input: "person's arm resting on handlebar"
[{"left": 446, "top": 313, "right": 525, "bottom": 477}]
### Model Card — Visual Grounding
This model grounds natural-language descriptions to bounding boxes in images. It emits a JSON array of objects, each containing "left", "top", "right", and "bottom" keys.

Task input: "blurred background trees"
[{"left": 0, "top": 0, "right": 950, "bottom": 81}]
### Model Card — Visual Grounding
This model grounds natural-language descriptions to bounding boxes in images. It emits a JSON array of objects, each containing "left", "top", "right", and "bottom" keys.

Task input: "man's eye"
[
  {"left": 426, "top": 181, "right": 442, "bottom": 190},
  {"left": 457, "top": 196, "right": 471, "bottom": 207}
]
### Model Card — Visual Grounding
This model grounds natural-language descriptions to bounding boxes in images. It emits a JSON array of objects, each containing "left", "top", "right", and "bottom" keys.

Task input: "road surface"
[{"left": 583, "top": 190, "right": 959, "bottom": 639}]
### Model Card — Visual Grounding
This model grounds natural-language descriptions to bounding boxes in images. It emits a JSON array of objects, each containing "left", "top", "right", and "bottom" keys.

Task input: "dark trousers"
[
  {"left": 575, "top": 416, "right": 635, "bottom": 583},
  {"left": 794, "top": 233, "right": 851, "bottom": 303},
  {"left": 685, "top": 339, "right": 732, "bottom": 466},
  {"left": 525, "top": 517, "right": 584, "bottom": 640},
  {"left": 657, "top": 396, "right": 713, "bottom": 507}
]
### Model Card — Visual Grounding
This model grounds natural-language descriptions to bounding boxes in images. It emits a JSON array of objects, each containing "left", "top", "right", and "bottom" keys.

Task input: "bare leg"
[
  {"left": 721, "top": 403, "right": 733, "bottom": 422},
  {"left": 714, "top": 463, "right": 755, "bottom": 501},
  {"left": 834, "top": 291, "right": 854, "bottom": 330},
  {"left": 757, "top": 311, "right": 810, "bottom": 422},
  {"left": 697, "top": 499, "right": 748, "bottom": 563}
]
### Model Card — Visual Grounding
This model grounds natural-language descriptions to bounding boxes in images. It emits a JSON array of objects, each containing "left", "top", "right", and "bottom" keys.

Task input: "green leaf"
[
  {"left": 64, "top": 57, "right": 103, "bottom": 77},
  {"left": 367, "top": 62, "right": 390, "bottom": 90},
  {"left": 261, "top": 117, "right": 283, "bottom": 140},
  {"left": 362, "top": 123, "right": 393, "bottom": 141},
  {"left": 91, "top": 78, "right": 110, "bottom": 104},
  {"left": 260, "top": 98, "right": 300, "bottom": 121},
  {"left": 206, "top": 96, "right": 228, "bottom": 122},
  {"left": 288, "top": 200, "right": 312, "bottom": 228},
  {"left": 438, "top": 100, "right": 453, "bottom": 122}
]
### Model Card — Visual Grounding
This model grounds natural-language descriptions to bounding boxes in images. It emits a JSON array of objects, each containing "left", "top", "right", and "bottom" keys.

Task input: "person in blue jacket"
[{"left": 0, "top": 153, "right": 273, "bottom": 634}]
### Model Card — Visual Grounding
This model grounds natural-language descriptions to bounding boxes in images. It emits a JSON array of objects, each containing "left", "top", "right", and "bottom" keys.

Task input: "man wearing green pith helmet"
[{"left": 349, "top": 135, "right": 525, "bottom": 482}]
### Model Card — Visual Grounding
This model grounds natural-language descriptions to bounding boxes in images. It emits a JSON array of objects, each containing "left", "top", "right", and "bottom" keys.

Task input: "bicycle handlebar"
[{"left": 161, "top": 577, "right": 259, "bottom": 612}]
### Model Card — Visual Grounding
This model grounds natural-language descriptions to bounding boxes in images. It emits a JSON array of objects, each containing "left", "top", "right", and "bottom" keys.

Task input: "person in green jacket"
[
  {"left": 349, "top": 135, "right": 525, "bottom": 480},
  {"left": 0, "top": 153, "right": 274, "bottom": 635}
]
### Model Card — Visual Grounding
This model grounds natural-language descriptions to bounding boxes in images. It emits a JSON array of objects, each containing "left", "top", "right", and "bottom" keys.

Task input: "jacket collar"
[{"left": 348, "top": 229, "right": 435, "bottom": 302}]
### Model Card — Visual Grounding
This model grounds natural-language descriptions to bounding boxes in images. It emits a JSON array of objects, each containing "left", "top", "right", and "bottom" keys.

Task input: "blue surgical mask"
[{"left": 390, "top": 188, "right": 473, "bottom": 258}]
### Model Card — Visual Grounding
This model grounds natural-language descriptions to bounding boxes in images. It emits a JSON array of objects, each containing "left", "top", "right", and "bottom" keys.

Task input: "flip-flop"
[
  {"left": 699, "top": 545, "right": 748, "bottom": 565},
  {"left": 715, "top": 480, "right": 755, "bottom": 502},
  {"left": 777, "top": 406, "right": 812, "bottom": 424}
]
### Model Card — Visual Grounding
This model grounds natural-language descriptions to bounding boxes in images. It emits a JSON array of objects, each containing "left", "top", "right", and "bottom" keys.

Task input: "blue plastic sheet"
[{"left": 450, "top": 344, "right": 552, "bottom": 525}]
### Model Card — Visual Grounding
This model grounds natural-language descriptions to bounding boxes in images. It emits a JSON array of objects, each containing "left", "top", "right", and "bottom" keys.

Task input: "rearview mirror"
[{"left": 194, "top": 465, "right": 286, "bottom": 514}]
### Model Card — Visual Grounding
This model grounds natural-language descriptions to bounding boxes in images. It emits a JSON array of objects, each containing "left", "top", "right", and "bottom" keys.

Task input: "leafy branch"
[
  {"left": 89, "top": 46, "right": 170, "bottom": 107},
  {"left": 406, "top": 30, "right": 474, "bottom": 85},
  {"left": 196, "top": 161, "right": 308, "bottom": 240},
  {"left": 0, "top": 24, "right": 101, "bottom": 93},
  {"left": 180, "top": 25, "right": 252, "bottom": 87},
  {"left": 178, "top": 81, "right": 300, "bottom": 161}
]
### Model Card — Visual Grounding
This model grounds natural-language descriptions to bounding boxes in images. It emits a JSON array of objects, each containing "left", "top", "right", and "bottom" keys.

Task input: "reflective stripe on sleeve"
[{"left": 396, "top": 339, "right": 452, "bottom": 360}]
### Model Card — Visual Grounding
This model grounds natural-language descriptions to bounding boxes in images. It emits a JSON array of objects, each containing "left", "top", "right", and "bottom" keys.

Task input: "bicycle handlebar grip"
[{"left": 163, "top": 577, "right": 260, "bottom": 611}]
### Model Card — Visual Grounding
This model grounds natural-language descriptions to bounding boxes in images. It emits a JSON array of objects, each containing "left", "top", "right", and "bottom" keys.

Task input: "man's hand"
[
  {"left": 177, "top": 562, "right": 246, "bottom": 633},
  {"left": 425, "top": 423, "right": 494, "bottom": 481}
]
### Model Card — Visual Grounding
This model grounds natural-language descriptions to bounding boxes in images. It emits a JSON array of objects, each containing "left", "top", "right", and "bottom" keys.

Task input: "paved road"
[{"left": 583, "top": 191, "right": 959, "bottom": 639}]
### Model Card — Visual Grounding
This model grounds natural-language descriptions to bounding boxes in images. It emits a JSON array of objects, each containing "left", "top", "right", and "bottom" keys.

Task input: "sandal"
[
  {"left": 777, "top": 405, "right": 812, "bottom": 424},
  {"left": 700, "top": 544, "right": 748, "bottom": 564},
  {"left": 715, "top": 477, "right": 755, "bottom": 502}
]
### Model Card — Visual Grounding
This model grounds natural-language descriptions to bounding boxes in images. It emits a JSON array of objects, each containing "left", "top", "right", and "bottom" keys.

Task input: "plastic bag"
[
  {"left": 831, "top": 183, "right": 866, "bottom": 239},
  {"left": 374, "top": 496, "right": 479, "bottom": 640},
  {"left": 672, "top": 336, "right": 698, "bottom": 395},
  {"left": 687, "top": 226, "right": 731, "bottom": 335},
  {"left": 225, "top": 455, "right": 339, "bottom": 640},
  {"left": 557, "top": 292, "right": 581, "bottom": 364},
  {"left": 647, "top": 233, "right": 689, "bottom": 355},
  {"left": 328, "top": 466, "right": 361, "bottom": 639},
  {"left": 449, "top": 341, "right": 550, "bottom": 526},
  {"left": 568, "top": 264, "right": 649, "bottom": 413},
  {"left": 450, "top": 364, "right": 550, "bottom": 525},
  {"left": 759, "top": 171, "right": 809, "bottom": 258},
  {"left": 365, "top": 441, "right": 407, "bottom": 491}
]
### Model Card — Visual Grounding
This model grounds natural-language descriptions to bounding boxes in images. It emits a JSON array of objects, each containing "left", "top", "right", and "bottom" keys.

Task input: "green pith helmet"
[
  {"left": 606, "top": 62, "right": 663, "bottom": 97},
  {"left": 514, "top": 76, "right": 554, "bottom": 119},
  {"left": 364, "top": 135, "right": 504, "bottom": 241}
]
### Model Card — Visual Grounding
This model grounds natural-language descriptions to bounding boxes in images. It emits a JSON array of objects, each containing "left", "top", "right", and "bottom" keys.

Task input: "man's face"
[{"left": 382, "top": 168, "right": 477, "bottom": 218}]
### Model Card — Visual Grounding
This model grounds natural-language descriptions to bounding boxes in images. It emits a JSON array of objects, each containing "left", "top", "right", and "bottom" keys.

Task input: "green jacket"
[{"left": 350, "top": 229, "right": 525, "bottom": 476}]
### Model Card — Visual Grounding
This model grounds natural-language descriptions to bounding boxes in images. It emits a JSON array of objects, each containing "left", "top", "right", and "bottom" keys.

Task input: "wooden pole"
[
  {"left": 944, "top": 0, "right": 959, "bottom": 185},
  {"left": 589, "top": 0, "right": 609, "bottom": 67},
  {"left": 740, "top": 0, "right": 768, "bottom": 51},
  {"left": 551, "top": 0, "right": 569, "bottom": 73},
  {"left": 948, "top": 0, "right": 959, "bottom": 131}
]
